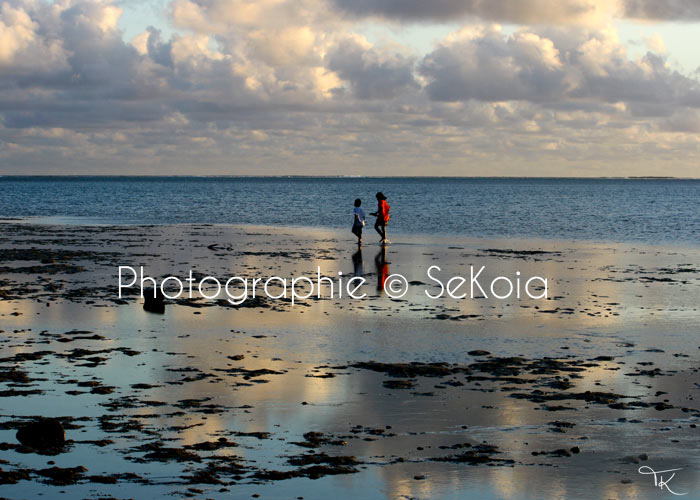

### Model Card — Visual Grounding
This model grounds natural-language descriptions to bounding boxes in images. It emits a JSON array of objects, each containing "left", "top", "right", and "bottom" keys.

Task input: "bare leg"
[
  {"left": 374, "top": 221, "right": 385, "bottom": 241},
  {"left": 352, "top": 225, "right": 363, "bottom": 245}
]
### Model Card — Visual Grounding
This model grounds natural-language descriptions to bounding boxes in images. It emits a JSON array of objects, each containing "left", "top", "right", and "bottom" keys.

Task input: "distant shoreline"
[{"left": 0, "top": 175, "right": 694, "bottom": 180}]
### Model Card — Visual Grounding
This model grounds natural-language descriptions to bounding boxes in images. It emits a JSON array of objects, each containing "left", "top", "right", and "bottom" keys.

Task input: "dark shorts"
[{"left": 352, "top": 224, "right": 363, "bottom": 237}]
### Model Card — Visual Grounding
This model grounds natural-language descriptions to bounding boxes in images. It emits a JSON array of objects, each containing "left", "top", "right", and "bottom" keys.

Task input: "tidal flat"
[{"left": 0, "top": 222, "right": 698, "bottom": 499}]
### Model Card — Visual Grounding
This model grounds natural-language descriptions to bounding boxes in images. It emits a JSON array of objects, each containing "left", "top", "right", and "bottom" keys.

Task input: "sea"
[{"left": 1, "top": 176, "right": 698, "bottom": 245}]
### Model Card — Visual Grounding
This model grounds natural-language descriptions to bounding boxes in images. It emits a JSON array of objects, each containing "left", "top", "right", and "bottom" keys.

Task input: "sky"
[{"left": 1, "top": 0, "right": 700, "bottom": 176}]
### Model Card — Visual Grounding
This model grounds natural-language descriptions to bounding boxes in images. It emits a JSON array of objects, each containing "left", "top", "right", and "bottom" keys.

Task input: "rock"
[
  {"left": 143, "top": 289, "right": 165, "bottom": 314},
  {"left": 16, "top": 418, "right": 66, "bottom": 451},
  {"left": 382, "top": 379, "right": 415, "bottom": 389},
  {"left": 468, "top": 350, "right": 491, "bottom": 356},
  {"left": 36, "top": 466, "right": 86, "bottom": 485}
]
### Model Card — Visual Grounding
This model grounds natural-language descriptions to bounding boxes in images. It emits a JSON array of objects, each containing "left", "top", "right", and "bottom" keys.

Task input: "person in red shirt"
[{"left": 370, "top": 192, "right": 390, "bottom": 245}]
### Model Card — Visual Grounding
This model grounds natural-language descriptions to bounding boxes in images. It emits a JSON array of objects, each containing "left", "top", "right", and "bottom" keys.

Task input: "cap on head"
[{"left": 376, "top": 192, "right": 387, "bottom": 200}]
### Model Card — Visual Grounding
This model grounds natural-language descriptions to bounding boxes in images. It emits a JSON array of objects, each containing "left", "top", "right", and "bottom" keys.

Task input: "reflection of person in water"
[
  {"left": 352, "top": 247, "right": 363, "bottom": 277},
  {"left": 375, "top": 246, "right": 389, "bottom": 292}
]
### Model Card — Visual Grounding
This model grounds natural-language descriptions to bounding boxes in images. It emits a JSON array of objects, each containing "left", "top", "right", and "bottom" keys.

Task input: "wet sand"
[{"left": 0, "top": 222, "right": 698, "bottom": 499}]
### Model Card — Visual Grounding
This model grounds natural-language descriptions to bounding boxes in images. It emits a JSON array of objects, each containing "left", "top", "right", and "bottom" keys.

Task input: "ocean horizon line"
[{"left": 0, "top": 174, "right": 694, "bottom": 180}]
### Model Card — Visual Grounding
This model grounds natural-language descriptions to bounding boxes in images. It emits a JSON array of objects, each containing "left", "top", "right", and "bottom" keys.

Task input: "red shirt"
[{"left": 378, "top": 200, "right": 390, "bottom": 223}]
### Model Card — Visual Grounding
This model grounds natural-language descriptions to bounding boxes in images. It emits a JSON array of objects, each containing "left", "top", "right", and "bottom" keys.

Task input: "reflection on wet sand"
[
  {"left": 352, "top": 247, "right": 363, "bottom": 277},
  {"left": 0, "top": 223, "right": 698, "bottom": 499},
  {"left": 375, "top": 246, "right": 389, "bottom": 293}
]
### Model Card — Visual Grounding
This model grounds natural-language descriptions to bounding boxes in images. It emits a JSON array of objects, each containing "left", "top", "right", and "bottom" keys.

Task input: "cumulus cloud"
[
  {"left": 420, "top": 26, "right": 568, "bottom": 102},
  {"left": 326, "top": 36, "right": 418, "bottom": 99},
  {"left": 0, "top": 1, "right": 70, "bottom": 75},
  {"left": 420, "top": 25, "right": 700, "bottom": 109},
  {"left": 0, "top": 0, "right": 278, "bottom": 131}
]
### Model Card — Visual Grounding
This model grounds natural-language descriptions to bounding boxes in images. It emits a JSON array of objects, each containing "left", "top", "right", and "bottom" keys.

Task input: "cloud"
[
  {"left": 326, "top": 35, "right": 418, "bottom": 99},
  {"left": 0, "top": 2, "right": 70, "bottom": 75},
  {"left": 420, "top": 25, "right": 700, "bottom": 111},
  {"left": 330, "top": 0, "right": 615, "bottom": 24},
  {"left": 420, "top": 26, "right": 568, "bottom": 102},
  {"left": 0, "top": 0, "right": 265, "bottom": 130},
  {"left": 1, "top": 0, "right": 700, "bottom": 176},
  {"left": 331, "top": 0, "right": 700, "bottom": 23},
  {"left": 663, "top": 109, "right": 700, "bottom": 132},
  {"left": 643, "top": 33, "right": 666, "bottom": 54},
  {"left": 621, "top": 0, "right": 700, "bottom": 21}
]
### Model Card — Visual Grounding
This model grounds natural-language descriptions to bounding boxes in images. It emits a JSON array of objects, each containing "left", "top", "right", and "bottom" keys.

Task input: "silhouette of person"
[
  {"left": 370, "top": 192, "right": 391, "bottom": 245},
  {"left": 351, "top": 198, "right": 365, "bottom": 246}
]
